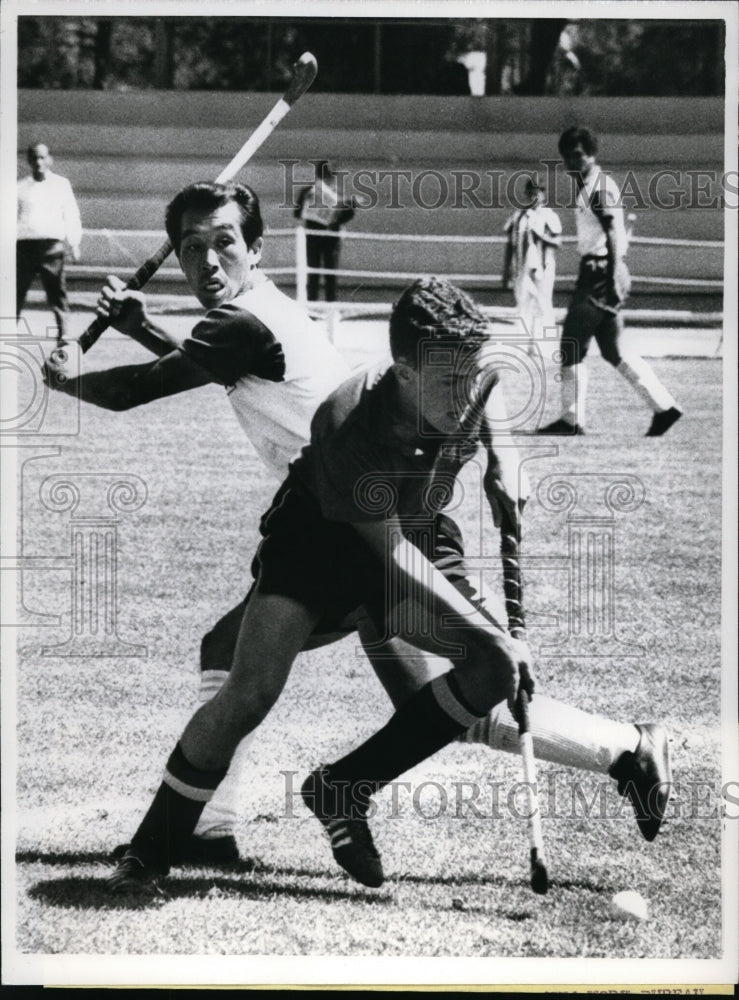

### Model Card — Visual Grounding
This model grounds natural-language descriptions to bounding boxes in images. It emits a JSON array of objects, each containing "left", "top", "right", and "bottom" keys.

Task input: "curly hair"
[
  {"left": 389, "top": 276, "right": 490, "bottom": 365},
  {"left": 165, "top": 181, "right": 264, "bottom": 255}
]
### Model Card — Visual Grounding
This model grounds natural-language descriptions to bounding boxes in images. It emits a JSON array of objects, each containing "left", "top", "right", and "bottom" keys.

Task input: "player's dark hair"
[
  {"left": 558, "top": 126, "right": 598, "bottom": 157},
  {"left": 165, "top": 181, "right": 264, "bottom": 254},
  {"left": 389, "top": 276, "right": 489, "bottom": 365}
]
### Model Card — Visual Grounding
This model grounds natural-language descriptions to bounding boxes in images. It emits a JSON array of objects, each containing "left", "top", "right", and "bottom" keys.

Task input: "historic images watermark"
[
  {"left": 283, "top": 769, "right": 739, "bottom": 822},
  {"left": 280, "top": 158, "right": 739, "bottom": 212}
]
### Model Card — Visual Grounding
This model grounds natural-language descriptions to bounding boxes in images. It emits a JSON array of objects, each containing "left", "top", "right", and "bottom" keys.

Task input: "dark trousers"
[
  {"left": 560, "top": 257, "right": 628, "bottom": 368},
  {"left": 306, "top": 226, "right": 341, "bottom": 302},
  {"left": 16, "top": 239, "right": 69, "bottom": 340}
]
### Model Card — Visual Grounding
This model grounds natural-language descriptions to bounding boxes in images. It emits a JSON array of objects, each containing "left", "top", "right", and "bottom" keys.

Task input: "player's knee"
[
  {"left": 218, "top": 673, "right": 284, "bottom": 732},
  {"left": 199, "top": 629, "right": 217, "bottom": 672},
  {"left": 559, "top": 339, "right": 585, "bottom": 368},
  {"left": 199, "top": 603, "right": 246, "bottom": 672},
  {"left": 453, "top": 642, "right": 513, "bottom": 716},
  {"left": 601, "top": 343, "right": 622, "bottom": 367}
]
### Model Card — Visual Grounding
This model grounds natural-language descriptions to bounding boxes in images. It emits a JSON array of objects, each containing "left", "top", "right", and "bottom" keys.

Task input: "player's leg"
[
  {"left": 323, "top": 235, "right": 340, "bottom": 303},
  {"left": 435, "top": 515, "right": 672, "bottom": 838},
  {"left": 109, "top": 588, "right": 320, "bottom": 893},
  {"left": 108, "top": 481, "right": 383, "bottom": 892},
  {"left": 520, "top": 278, "right": 540, "bottom": 355},
  {"left": 536, "top": 266, "right": 557, "bottom": 339},
  {"left": 37, "top": 240, "right": 69, "bottom": 342},
  {"left": 305, "top": 229, "right": 322, "bottom": 301},
  {"left": 596, "top": 314, "right": 682, "bottom": 436},
  {"left": 314, "top": 518, "right": 671, "bottom": 888},
  {"left": 367, "top": 518, "right": 662, "bottom": 784},
  {"left": 191, "top": 592, "right": 256, "bottom": 859},
  {"left": 536, "top": 286, "right": 592, "bottom": 434},
  {"left": 15, "top": 240, "right": 38, "bottom": 318},
  {"left": 303, "top": 551, "right": 530, "bottom": 886},
  {"left": 359, "top": 601, "right": 638, "bottom": 775},
  {"left": 111, "top": 593, "right": 254, "bottom": 865}
]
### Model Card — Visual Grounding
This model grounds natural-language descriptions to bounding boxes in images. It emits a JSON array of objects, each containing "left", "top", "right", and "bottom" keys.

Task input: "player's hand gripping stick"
[{"left": 56, "top": 52, "right": 318, "bottom": 362}]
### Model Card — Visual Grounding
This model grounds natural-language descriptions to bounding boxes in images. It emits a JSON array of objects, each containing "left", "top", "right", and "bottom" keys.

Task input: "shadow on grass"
[
  {"left": 27, "top": 872, "right": 397, "bottom": 911},
  {"left": 16, "top": 849, "right": 265, "bottom": 873},
  {"left": 20, "top": 852, "right": 612, "bottom": 909}
]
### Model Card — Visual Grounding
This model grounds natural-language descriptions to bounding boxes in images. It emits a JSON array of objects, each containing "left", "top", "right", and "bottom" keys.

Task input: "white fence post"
[{"left": 295, "top": 225, "right": 308, "bottom": 306}]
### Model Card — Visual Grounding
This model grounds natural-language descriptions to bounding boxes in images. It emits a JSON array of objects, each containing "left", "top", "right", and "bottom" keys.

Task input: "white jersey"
[
  {"left": 180, "top": 276, "right": 350, "bottom": 479},
  {"left": 575, "top": 168, "right": 627, "bottom": 259}
]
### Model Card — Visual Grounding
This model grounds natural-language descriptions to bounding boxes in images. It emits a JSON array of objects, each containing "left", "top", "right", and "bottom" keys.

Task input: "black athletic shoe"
[
  {"left": 646, "top": 406, "right": 682, "bottom": 436},
  {"left": 106, "top": 849, "right": 166, "bottom": 896},
  {"left": 609, "top": 724, "right": 673, "bottom": 841},
  {"left": 301, "top": 767, "right": 384, "bottom": 888},
  {"left": 536, "top": 418, "right": 585, "bottom": 436},
  {"left": 111, "top": 833, "right": 240, "bottom": 867}
]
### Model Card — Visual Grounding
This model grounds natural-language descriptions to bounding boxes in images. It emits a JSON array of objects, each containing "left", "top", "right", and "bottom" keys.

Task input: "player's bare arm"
[
  {"left": 352, "top": 516, "right": 535, "bottom": 713},
  {"left": 45, "top": 348, "right": 212, "bottom": 411},
  {"left": 591, "top": 195, "right": 629, "bottom": 307}
]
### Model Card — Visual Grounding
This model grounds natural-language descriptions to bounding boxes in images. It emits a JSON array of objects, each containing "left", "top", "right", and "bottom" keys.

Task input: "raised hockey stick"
[{"left": 67, "top": 52, "right": 318, "bottom": 358}]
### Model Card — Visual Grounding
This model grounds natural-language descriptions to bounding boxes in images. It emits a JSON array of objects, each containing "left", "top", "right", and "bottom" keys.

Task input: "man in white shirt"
[
  {"left": 17, "top": 143, "right": 82, "bottom": 343},
  {"left": 537, "top": 128, "right": 682, "bottom": 437}
]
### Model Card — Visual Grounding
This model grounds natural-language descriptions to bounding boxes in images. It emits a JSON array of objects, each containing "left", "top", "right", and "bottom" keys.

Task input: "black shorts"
[
  {"left": 561, "top": 257, "right": 626, "bottom": 367},
  {"left": 251, "top": 478, "right": 479, "bottom": 638},
  {"left": 200, "top": 482, "right": 496, "bottom": 672}
]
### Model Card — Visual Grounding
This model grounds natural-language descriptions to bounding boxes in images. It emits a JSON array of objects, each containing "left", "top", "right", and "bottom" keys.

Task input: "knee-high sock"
[
  {"left": 130, "top": 742, "right": 228, "bottom": 872},
  {"left": 460, "top": 694, "right": 639, "bottom": 773},
  {"left": 561, "top": 362, "right": 587, "bottom": 426},
  {"left": 194, "top": 669, "right": 255, "bottom": 839},
  {"left": 617, "top": 356, "right": 677, "bottom": 413},
  {"left": 326, "top": 675, "right": 480, "bottom": 796}
]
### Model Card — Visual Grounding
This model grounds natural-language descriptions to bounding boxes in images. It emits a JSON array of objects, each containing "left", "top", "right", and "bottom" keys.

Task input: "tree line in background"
[{"left": 18, "top": 16, "right": 725, "bottom": 96}]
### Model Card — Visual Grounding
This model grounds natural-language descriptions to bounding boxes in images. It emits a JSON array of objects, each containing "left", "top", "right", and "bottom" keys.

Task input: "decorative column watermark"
[
  {"left": 39, "top": 472, "right": 148, "bottom": 656},
  {"left": 536, "top": 472, "right": 646, "bottom": 657}
]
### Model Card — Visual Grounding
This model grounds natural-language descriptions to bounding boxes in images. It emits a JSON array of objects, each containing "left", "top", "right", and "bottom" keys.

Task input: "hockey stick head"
[
  {"left": 530, "top": 849, "right": 549, "bottom": 895},
  {"left": 284, "top": 52, "right": 318, "bottom": 106}
]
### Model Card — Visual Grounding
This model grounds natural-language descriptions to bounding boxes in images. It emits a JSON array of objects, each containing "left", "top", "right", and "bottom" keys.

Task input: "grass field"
[{"left": 4, "top": 307, "right": 733, "bottom": 985}]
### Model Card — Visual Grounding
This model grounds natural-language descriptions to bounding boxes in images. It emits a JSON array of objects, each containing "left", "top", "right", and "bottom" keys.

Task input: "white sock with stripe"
[
  {"left": 461, "top": 694, "right": 639, "bottom": 773},
  {"left": 561, "top": 363, "right": 587, "bottom": 427},
  {"left": 617, "top": 356, "right": 677, "bottom": 413},
  {"left": 194, "top": 669, "right": 255, "bottom": 840}
]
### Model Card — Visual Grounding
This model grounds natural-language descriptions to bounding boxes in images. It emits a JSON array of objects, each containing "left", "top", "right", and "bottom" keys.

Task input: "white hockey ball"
[{"left": 610, "top": 890, "right": 649, "bottom": 921}]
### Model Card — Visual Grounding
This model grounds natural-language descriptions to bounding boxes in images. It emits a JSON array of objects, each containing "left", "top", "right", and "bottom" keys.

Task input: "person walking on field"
[
  {"left": 537, "top": 127, "right": 682, "bottom": 437},
  {"left": 294, "top": 160, "right": 355, "bottom": 302},
  {"left": 17, "top": 143, "right": 82, "bottom": 343},
  {"left": 502, "top": 176, "right": 561, "bottom": 355}
]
